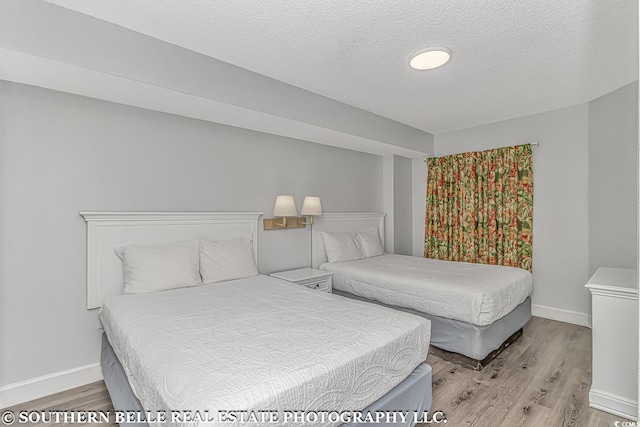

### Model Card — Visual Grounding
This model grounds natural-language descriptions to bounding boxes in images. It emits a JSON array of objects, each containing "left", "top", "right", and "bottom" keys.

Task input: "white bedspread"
[
  {"left": 100, "top": 274, "right": 431, "bottom": 427},
  {"left": 322, "top": 254, "right": 533, "bottom": 326}
]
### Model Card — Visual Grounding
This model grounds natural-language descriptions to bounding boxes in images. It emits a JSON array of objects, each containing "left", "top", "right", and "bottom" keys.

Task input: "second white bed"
[{"left": 321, "top": 254, "right": 533, "bottom": 326}]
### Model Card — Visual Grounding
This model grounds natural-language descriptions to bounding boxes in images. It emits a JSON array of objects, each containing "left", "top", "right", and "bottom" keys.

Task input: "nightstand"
[{"left": 270, "top": 268, "right": 333, "bottom": 293}]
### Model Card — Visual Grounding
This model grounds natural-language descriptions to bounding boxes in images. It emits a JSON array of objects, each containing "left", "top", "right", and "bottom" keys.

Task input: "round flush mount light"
[{"left": 409, "top": 47, "right": 451, "bottom": 70}]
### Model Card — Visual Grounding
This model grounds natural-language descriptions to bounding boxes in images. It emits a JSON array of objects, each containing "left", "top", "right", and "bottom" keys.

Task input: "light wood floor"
[
  {"left": 3, "top": 317, "right": 631, "bottom": 426},
  {"left": 423, "top": 317, "right": 628, "bottom": 427}
]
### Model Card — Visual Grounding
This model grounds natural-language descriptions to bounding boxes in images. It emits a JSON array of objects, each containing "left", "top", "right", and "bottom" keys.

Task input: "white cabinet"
[{"left": 585, "top": 267, "right": 638, "bottom": 420}]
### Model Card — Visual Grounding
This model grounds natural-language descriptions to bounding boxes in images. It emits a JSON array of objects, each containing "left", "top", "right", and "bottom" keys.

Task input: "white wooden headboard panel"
[
  {"left": 80, "top": 212, "right": 262, "bottom": 309},
  {"left": 312, "top": 212, "right": 386, "bottom": 269}
]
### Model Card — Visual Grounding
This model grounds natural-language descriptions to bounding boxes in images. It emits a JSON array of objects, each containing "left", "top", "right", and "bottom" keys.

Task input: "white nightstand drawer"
[
  {"left": 270, "top": 268, "right": 333, "bottom": 293},
  {"left": 300, "top": 277, "right": 332, "bottom": 292}
]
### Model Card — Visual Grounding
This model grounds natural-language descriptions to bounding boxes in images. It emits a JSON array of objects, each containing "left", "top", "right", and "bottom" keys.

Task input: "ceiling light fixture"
[{"left": 409, "top": 47, "right": 451, "bottom": 70}]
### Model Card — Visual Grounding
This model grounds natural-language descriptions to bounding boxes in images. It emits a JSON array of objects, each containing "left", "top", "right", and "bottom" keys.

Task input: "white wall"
[
  {"left": 382, "top": 156, "right": 395, "bottom": 253},
  {"left": 0, "top": 81, "right": 383, "bottom": 390},
  {"left": 588, "top": 82, "right": 638, "bottom": 273},
  {"left": 0, "top": 0, "right": 434, "bottom": 158},
  {"left": 433, "top": 84, "right": 639, "bottom": 325},
  {"left": 411, "top": 158, "right": 428, "bottom": 257},
  {"left": 381, "top": 154, "right": 433, "bottom": 257},
  {"left": 393, "top": 156, "right": 413, "bottom": 256},
  {"left": 435, "top": 104, "right": 592, "bottom": 325}
]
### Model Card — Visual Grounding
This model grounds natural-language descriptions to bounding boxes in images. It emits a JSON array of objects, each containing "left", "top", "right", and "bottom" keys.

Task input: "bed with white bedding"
[
  {"left": 321, "top": 254, "right": 532, "bottom": 326},
  {"left": 101, "top": 275, "right": 432, "bottom": 426},
  {"left": 312, "top": 213, "right": 533, "bottom": 369},
  {"left": 82, "top": 212, "right": 434, "bottom": 427}
]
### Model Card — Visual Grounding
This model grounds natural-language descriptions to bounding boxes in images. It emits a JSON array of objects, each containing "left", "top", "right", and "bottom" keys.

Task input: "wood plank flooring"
[
  {"left": 423, "top": 317, "right": 628, "bottom": 427},
  {"left": 2, "top": 381, "right": 116, "bottom": 426},
  {"left": 2, "top": 317, "right": 632, "bottom": 426}
]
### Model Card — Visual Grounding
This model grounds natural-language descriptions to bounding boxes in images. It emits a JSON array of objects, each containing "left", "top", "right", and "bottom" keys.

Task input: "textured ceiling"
[{"left": 45, "top": 0, "right": 637, "bottom": 134}]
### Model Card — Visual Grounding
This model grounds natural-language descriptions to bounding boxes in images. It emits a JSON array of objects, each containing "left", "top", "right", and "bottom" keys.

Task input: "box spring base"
[{"left": 333, "top": 291, "right": 531, "bottom": 370}]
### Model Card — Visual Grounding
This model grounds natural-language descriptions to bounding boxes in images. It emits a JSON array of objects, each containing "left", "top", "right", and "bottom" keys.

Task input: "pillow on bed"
[
  {"left": 114, "top": 240, "right": 202, "bottom": 294},
  {"left": 200, "top": 235, "right": 259, "bottom": 284},
  {"left": 356, "top": 229, "right": 385, "bottom": 258},
  {"left": 320, "top": 231, "right": 364, "bottom": 263}
]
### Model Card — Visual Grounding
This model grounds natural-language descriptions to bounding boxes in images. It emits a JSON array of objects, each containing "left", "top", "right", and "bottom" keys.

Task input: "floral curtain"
[{"left": 424, "top": 144, "right": 533, "bottom": 271}]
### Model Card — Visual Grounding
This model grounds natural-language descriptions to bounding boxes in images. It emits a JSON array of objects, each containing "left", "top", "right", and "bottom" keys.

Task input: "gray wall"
[
  {"left": 0, "top": 0, "right": 434, "bottom": 157},
  {"left": 588, "top": 82, "right": 638, "bottom": 273},
  {"left": 0, "top": 81, "right": 382, "bottom": 386},
  {"left": 434, "top": 83, "right": 639, "bottom": 321},
  {"left": 411, "top": 158, "right": 428, "bottom": 257},
  {"left": 435, "top": 104, "right": 592, "bottom": 319},
  {"left": 393, "top": 156, "right": 413, "bottom": 255}
]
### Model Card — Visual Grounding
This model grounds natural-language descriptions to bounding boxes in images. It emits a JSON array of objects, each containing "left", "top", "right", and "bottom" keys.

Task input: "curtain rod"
[{"left": 424, "top": 141, "right": 539, "bottom": 162}]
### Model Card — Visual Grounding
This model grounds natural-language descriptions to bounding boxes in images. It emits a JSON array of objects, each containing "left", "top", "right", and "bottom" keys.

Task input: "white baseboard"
[
  {"left": 589, "top": 388, "right": 638, "bottom": 421},
  {"left": 0, "top": 363, "right": 102, "bottom": 409},
  {"left": 532, "top": 304, "right": 592, "bottom": 328}
]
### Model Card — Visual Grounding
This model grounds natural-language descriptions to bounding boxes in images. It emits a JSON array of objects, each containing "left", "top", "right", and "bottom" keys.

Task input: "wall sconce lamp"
[
  {"left": 299, "top": 196, "right": 323, "bottom": 226},
  {"left": 264, "top": 195, "right": 307, "bottom": 230}
]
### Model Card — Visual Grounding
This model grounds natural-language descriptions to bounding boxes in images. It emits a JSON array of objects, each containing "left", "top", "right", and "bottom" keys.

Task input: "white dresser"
[{"left": 585, "top": 267, "right": 638, "bottom": 420}]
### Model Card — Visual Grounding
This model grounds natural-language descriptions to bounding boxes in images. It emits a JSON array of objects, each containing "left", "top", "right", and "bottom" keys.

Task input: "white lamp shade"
[
  {"left": 301, "top": 196, "right": 323, "bottom": 216},
  {"left": 273, "top": 195, "right": 298, "bottom": 217}
]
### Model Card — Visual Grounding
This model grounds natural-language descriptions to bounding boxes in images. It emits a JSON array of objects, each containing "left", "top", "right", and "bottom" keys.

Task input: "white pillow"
[
  {"left": 115, "top": 240, "right": 202, "bottom": 294},
  {"left": 357, "top": 229, "right": 385, "bottom": 258},
  {"left": 200, "top": 235, "right": 259, "bottom": 284},
  {"left": 320, "top": 231, "right": 364, "bottom": 263}
]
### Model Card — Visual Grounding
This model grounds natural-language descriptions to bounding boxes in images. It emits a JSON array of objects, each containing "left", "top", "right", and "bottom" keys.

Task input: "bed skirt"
[
  {"left": 101, "top": 333, "right": 433, "bottom": 427},
  {"left": 333, "top": 291, "right": 531, "bottom": 362}
]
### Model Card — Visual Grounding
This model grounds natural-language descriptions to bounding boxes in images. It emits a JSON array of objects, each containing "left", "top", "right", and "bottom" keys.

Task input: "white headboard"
[
  {"left": 312, "top": 212, "right": 386, "bottom": 269},
  {"left": 80, "top": 211, "right": 262, "bottom": 309}
]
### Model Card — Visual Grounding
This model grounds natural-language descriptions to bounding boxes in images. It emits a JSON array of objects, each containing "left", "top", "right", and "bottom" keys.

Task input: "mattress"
[
  {"left": 100, "top": 274, "right": 431, "bottom": 427},
  {"left": 321, "top": 254, "right": 533, "bottom": 326}
]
